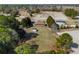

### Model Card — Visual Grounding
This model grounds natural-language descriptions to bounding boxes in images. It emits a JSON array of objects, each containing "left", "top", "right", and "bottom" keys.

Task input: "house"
[
  {"left": 2, "top": 13, "right": 11, "bottom": 16},
  {"left": 51, "top": 23, "right": 59, "bottom": 32},
  {"left": 74, "top": 16, "right": 79, "bottom": 19},
  {"left": 34, "top": 20, "right": 45, "bottom": 26},
  {"left": 16, "top": 16, "right": 26, "bottom": 22},
  {"left": 18, "top": 9, "right": 30, "bottom": 17},
  {"left": 55, "top": 21, "right": 67, "bottom": 28},
  {"left": 66, "top": 20, "right": 77, "bottom": 28},
  {"left": 32, "top": 11, "right": 68, "bottom": 28},
  {"left": 0, "top": 12, "right": 11, "bottom": 16}
]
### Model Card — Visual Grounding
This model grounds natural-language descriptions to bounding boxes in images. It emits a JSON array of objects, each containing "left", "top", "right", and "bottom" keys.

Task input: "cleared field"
[{"left": 25, "top": 26, "right": 57, "bottom": 53}]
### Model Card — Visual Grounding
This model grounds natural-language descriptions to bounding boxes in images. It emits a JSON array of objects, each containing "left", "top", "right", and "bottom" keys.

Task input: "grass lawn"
[{"left": 25, "top": 26, "right": 57, "bottom": 53}]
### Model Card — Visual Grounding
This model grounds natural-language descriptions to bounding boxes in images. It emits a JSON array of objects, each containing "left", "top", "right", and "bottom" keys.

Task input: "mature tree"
[
  {"left": 21, "top": 17, "right": 32, "bottom": 28},
  {"left": 7, "top": 16, "right": 20, "bottom": 29},
  {"left": 47, "top": 33, "right": 73, "bottom": 54},
  {"left": 0, "top": 15, "right": 20, "bottom": 29},
  {"left": 65, "top": 9, "right": 78, "bottom": 18},
  {"left": 0, "top": 26, "right": 19, "bottom": 53},
  {"left": 46, "top": 16, "right": 55, "bottom": 27},
  {"left": 56, "top": 33, "right": 73, "bottom": 49}
]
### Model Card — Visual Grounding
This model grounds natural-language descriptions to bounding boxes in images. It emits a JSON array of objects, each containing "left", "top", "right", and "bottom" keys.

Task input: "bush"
[
  {"left": 0, "top": 15, "right": 20, "bottom": 29},
  {"left": 7, "top": 16, "right": 20, "bottom": 29},
  {"left": 0, "top": 15, "right": 8, "bottom": 27},
  {"left": 46, "top": 16, "right": 55, "bottom": 27},
  {"left": 21, "top": 17, "right": 32, "bottom": 28},
  {"left": 0, "top": 26, "right": 19, "bottom": 53},
  {"left": 56, "top": 33, "right": 73, "bottom": 49},
  {"left": 65, "top": 9, "right": 78, "bottom": 18},
  {"left": 15, "top": 44, "right": 31, "bottom": 54},
  {"left": 15, "top": 44, "right": 38, "bottom": 54}
]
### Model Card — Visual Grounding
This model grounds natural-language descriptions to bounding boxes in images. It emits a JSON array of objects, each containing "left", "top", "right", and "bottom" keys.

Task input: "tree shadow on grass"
[
  {"left": 30, "top": 45, "right": 39, "bottom": 54},
  {"left": 71, "top": 43, "right": 79, "bottom": 48},
  {"left": 23, "top": 32, "right": 39, "bottom": 40},
  {"left": 16, "top": 28, "right": 39, "bottom": 44}
]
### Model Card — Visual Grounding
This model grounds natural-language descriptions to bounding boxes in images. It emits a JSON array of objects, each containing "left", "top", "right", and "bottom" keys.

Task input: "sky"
[{"left": 0, "top": 0, "right": 79, "bottom": 4}]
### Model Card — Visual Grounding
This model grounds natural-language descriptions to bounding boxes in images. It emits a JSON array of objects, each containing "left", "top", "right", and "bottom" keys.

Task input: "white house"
[{"left": 32, "top": 11, "right": 68, "bottom": 27}]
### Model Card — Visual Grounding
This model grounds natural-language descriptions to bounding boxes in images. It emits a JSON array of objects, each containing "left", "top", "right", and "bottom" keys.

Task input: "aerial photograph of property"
[{"left": 0, "top": 4, "right": 79, "bottom": 54}]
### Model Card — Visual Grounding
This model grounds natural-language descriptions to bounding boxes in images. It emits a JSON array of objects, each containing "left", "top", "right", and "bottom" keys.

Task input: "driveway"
[{"left": 57, "top": 30, "right": 79, "bottom": 54}]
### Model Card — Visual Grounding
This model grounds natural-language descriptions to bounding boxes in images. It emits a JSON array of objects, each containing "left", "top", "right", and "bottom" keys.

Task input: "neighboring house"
[
  {"left": 16, "top": 9, "right": 31, "bottom": 22},
  {"left": 18, "top": 9, "right": 30, "bottom": 17},
  {"left": 2, "top": 13, "right": 11, "bottom": 16},
  {"left": 0, "top": 12, "right": 11, "bottom": 16},
  {"left": 55, "top": 21, "right": 67, "bottom": 28},
  {"left": 34, "top": 20, "right": 45, "bottom": 26},
  {"left": 16, "top": 16, "right": 26, "bottom": 22},
  {"left": 66, "top": 20, "right": 77, "bottom": 28},
  {"left": 16, "top": 14, "right": 30, "bottom": 22},
  {"left": 74, "top": 16, "right": 79, "bottom": 19},
  {"left": 51, "top": 23, "right": 59, "bottom": 32},
  {"left": 32, "top": 11, "right": 68, "bottom": 28}
]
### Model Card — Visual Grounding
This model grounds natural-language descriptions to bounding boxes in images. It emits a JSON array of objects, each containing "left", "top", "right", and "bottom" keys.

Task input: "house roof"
[
  {"left": 32, "top": 11, "right": 68, "bottom": 22},
  {"left": 56, "top": 21, "right": 67, "bottom": 26},
  {"left": 35, "top": 20, "right": 45, "bottom": 25}
]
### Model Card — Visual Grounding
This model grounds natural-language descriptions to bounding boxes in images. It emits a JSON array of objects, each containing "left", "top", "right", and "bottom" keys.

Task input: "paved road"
[{"left": 57, "top": 30, "right": 79, "bottom": 54}]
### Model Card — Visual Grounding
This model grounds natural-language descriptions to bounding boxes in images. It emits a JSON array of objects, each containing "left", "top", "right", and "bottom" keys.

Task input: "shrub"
[
  {"left": 56, "top": 33, "right": 73, "bottom": 49},
  {"left": 15, "top": 44, "right": 31, "bottom": 54},
  {"left": 15, "top": 44, "right": 38, "bottom": 54},
  {"left": 0, "top": 26, "right": 19, "bottom": 53},
  {"left": 65, "top": 9, "right": 78, "bottom": 18},
  {"left": 46, "top": 16, "right": 55, "bottom": 27},
  {"left": 0, "top": 15, "right": 20, "bottom": 29}
]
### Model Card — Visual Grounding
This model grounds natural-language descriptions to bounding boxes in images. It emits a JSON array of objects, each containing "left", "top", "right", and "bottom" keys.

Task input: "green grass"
[{"left": 25, "top": 26, "right": 57, "bottom": 53}]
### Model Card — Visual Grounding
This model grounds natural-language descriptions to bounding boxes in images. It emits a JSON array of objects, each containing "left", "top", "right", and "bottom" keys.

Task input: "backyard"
[{"left": 24, "top": 26, "right": 57, "bottom": 53}]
